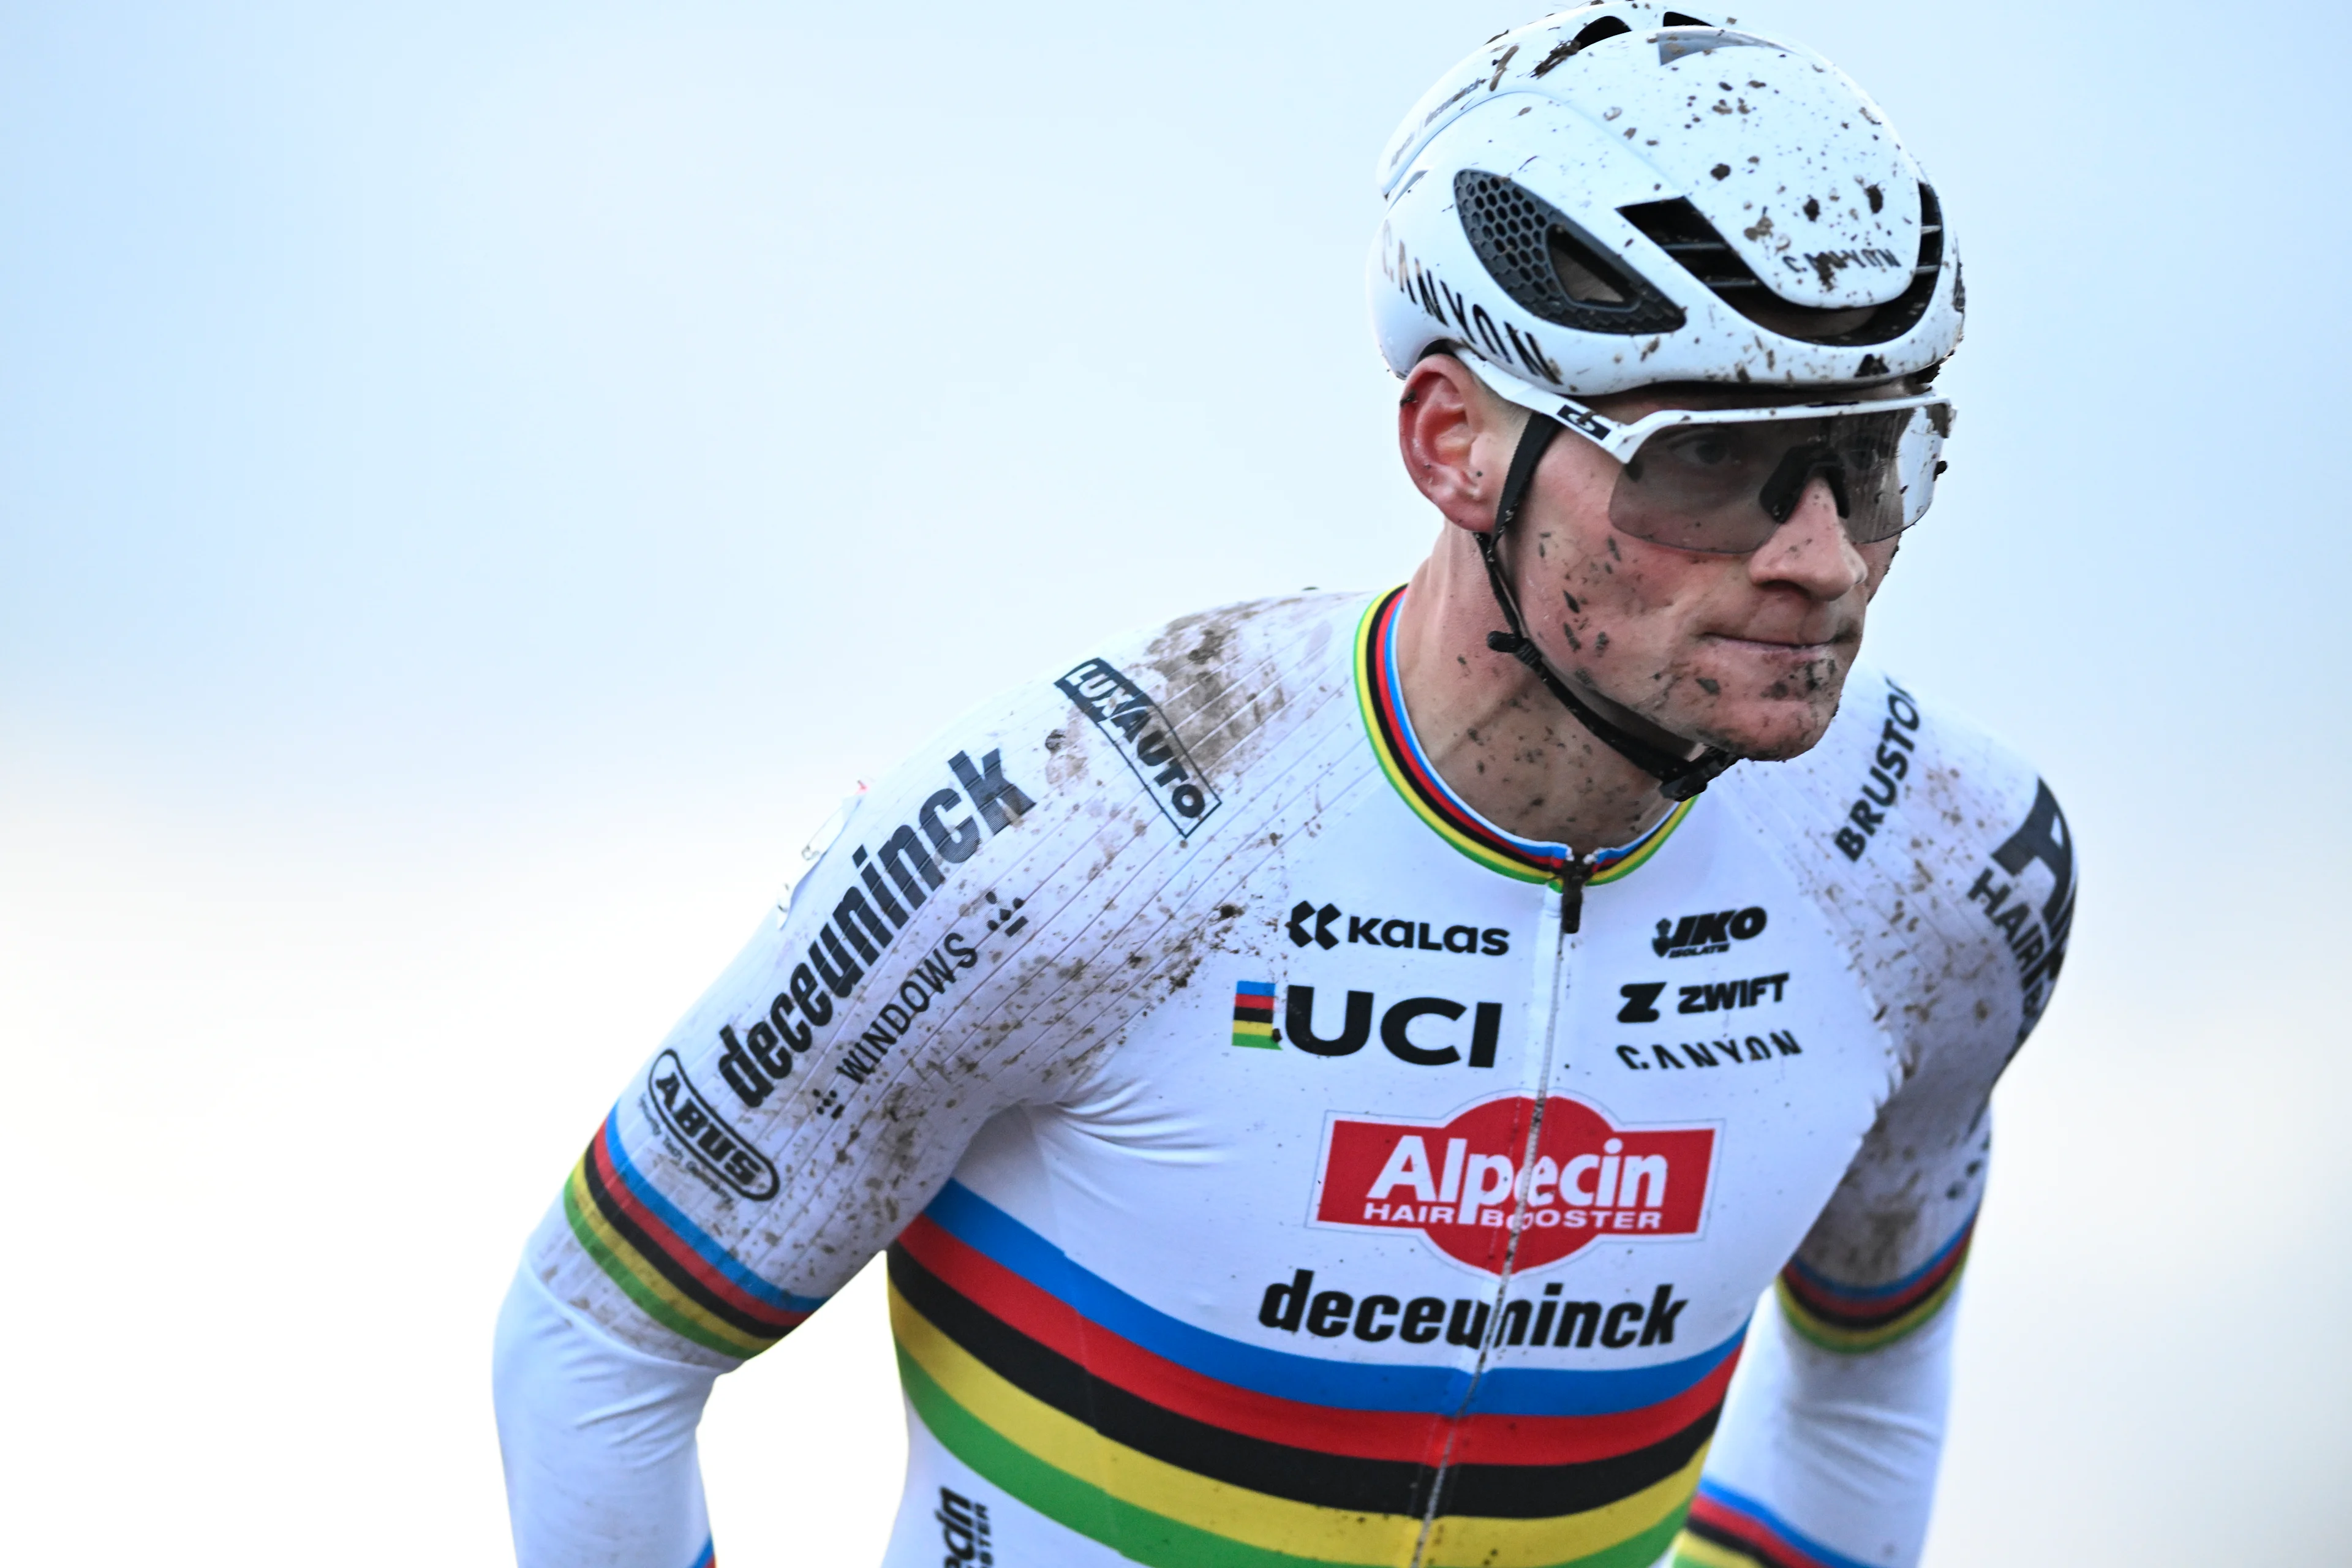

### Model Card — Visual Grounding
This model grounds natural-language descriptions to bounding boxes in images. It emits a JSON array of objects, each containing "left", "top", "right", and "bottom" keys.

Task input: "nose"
[{"left": 1747, "top": 475, "right": 1867, "bottom": 600}]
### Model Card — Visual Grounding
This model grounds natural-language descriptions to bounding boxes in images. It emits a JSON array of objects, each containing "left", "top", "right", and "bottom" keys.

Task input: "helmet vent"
[
  {"left": 1534, "top": 16, "right": 1633, "bottom": 75},
  {"left": 1618, "top": 184, "right": 1947, "bottom": 349},
  {"left": 1455, "top": 170, "right": 1684, "bottom": 336}
]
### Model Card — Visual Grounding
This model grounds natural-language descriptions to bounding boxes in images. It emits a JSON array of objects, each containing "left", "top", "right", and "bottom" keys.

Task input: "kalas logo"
[{"left": 1313, "top": 1094, "right": 1714, "bottom": 1272}]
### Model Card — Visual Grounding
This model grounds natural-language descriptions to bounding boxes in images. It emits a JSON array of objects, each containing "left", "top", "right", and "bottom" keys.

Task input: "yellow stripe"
[
  {"left": 1670, "top": 1531, "right": 1763, "bottom": 1568},
  {"left": 1353, "top": 595, "right": 1552, "bottom": 886},
  {"left": 892, "top": 1281, "right": 1707, "bottom": 1568},
  {"left": 1417, "top": 1445, "right": 1708, "bottom": 1568},
  {"left": 564, "top": 1163, "right": 768, "bottom": 1358},
  {"left": 1775, "top": 1254, "right": 1966, "bottom": 1354},
  {"left": 1231, "top": 1020, "right": 1274, "bottom": 1037}
]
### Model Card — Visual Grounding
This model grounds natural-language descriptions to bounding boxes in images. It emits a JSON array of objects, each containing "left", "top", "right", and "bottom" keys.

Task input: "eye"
[{"left": 1659, "top": 430, "right": 1734, "bottom": 468}]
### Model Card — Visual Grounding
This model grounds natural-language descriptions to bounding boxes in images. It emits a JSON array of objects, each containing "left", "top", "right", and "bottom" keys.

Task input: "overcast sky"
[{"left": 4, "top": 3, "right": 2346, "bottom": 1564}]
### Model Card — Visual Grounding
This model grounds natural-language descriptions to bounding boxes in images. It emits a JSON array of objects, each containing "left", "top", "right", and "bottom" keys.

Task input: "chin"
[{"left": 1684, "top": 690, "right": 1847, "bottom": 763}]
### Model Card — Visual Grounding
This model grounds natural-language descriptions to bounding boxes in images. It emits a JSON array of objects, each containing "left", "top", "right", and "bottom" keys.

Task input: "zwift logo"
[{"left": 1312, "top": 1093, "right": 1716, "bottom": 1272}]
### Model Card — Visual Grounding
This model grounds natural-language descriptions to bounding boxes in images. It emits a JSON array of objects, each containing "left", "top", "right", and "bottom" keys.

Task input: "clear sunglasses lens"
[{"left": 1608, "top": 404, "right": 1948, "bottom": 553}]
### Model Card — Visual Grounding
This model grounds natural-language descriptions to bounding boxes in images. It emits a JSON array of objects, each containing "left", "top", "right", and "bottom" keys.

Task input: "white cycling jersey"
[{"left": 494, "top": 587, "right": 2075, "bottom": 1568}]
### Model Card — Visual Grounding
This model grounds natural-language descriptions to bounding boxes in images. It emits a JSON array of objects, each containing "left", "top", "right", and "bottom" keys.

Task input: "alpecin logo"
[
  {"left": 647, "top": 1050, "right": 778, "bottom": 1200},
  {"left": 1652, "top": 905, "right": 1767, "bottom": 959},
  {"left": 937, "top": 1485, "right": 993, "bottom": 1567},
  {"left": 1313, "top": 1093, "right": 1715, "bottom": 1272},
  {"left": 1056, "top": 658, "right": 1221, "bottom": 836}
]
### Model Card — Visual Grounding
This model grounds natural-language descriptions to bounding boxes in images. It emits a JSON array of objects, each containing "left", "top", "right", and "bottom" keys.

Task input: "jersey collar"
[{"left": 1354, "top": 586, "right": 1694, "bottom": 888}]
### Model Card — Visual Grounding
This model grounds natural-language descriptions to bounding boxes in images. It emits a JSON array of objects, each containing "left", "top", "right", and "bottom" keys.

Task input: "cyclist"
[{"left": 494, "top": 8, "right": 2076, "bottom": 1567}]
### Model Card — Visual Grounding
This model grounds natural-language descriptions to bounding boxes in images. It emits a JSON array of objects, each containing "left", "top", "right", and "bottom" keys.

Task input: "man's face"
[{"left": 1514, "top": 385, "right": 1907, "bottom": 762}]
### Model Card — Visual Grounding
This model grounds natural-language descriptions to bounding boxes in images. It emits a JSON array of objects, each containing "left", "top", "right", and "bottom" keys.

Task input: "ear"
[{"left": 1397, "top": 355, "right": 1524, "bottom": 535}]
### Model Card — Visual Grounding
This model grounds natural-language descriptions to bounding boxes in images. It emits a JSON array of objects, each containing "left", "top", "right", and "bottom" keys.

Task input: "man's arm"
[
  {"left": 494, "top": 1257, "right": 718, "bottom": 1568},
  {"left": 490, "top": 718, "right": 1084, "bottom": 1566},
  {"left": 1681, "top": 766, "right": 2078, "bottom": 1566},
  {"left": 1678, "top": 1072, "right": 1989, "bottom": 1568}
]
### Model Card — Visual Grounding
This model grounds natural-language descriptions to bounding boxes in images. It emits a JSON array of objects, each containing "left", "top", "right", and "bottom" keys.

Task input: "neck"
[{"left": 1392, "top": 527, "right": 1683, "bottom": 858}]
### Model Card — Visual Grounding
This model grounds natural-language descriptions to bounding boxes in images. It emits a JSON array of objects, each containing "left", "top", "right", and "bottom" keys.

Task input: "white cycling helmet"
[{"left": 1370, "top": 4, "right": 1963, "bottom": 404}]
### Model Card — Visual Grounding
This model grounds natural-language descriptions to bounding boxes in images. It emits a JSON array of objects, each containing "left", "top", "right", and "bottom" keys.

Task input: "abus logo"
[
  {"left": 647, "top": 1050, "right": 778, "bottom": 1200},
  {"left": 1313, "top": 1094, "right": 1714, "bottom": 1271},
  {"left": 1652, "top": 906, "right": 1767, "bottom": 959},
  {"left": 1057, "top": 658, "right": 1221, "bottom": 835}
]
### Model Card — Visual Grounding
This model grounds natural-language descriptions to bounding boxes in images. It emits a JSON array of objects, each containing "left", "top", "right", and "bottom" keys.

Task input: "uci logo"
[{"left": 1231, "top": 980, "right": 1503, "bottom": 1068}]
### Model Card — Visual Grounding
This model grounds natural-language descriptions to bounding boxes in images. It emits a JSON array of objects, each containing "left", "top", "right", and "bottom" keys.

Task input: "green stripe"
[
  {"left": 899, "top": 1344, "right": 1363, "bottom": 1568},
  {"left": 897, "top": 1346, "right": 1697, "bottom": 1568},
  {"left": 561, "top": 1178, "right": 761, "bottom": 1360}
]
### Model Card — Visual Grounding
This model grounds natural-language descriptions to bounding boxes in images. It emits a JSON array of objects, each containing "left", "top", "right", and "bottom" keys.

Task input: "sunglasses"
[{"left": 1545, "top": 392, "right": 1954, "bottom": 556}]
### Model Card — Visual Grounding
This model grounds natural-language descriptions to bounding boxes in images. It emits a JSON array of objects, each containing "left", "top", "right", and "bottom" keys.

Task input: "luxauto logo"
[{"left": 1311, "top": 1093, "right": 1716, "bottom": 1272}]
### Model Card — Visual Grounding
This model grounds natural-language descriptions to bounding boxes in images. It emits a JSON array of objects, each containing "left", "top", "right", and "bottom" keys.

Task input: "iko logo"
[
  {"left": 647, "top": 1050, "right": 778, "bottom": 1200},
  {"left": 1313, "top": 1093, "right": 1716, "bottom": 1271},
  {"left": 936, "top": 1486, "right": 993, "bottom": 1568},
  {"left": 1234, "top": 982, "right": 1504, "bottom": 1067},
  {"left": 1287, "top": 900, "right": 1509, "bottom": 957},
  {"left": 1056, "top": 658, "right": 1221, "bottom": 835},
  {"left": 1651, "top": 906, "right": 1768, "bottom": 959}
]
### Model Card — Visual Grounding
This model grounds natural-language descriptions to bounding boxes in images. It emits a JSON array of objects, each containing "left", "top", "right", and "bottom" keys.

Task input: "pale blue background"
[{"left": 4, "top": 3, "right": 2343, "bottom": 1562}]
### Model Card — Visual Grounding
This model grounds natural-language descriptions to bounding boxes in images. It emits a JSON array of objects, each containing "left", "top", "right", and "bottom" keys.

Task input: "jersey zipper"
[{"left": 1409, "top": 873, "right": 1578, "bottom": 1568}]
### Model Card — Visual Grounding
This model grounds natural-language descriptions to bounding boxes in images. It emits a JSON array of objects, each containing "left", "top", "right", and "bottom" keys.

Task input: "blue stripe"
[
  {"left": 601, "top": 1116, "right": 827, "bottom": 1314},
  {"left": 1783, "top": 1208, "right": 1976, "bottom": 1303},
  {"left": 1696, "top": 1480, "right": 1877, "bottom": 1568},
  {"left": 1235, "top": 981, "right": 1277, "bottom": 997},
  {"left": 922, "top": 1180, "right": 1742, "bottom": 1417},
  {"left": 684, "top": 1537, "right": 715, "bottom": 1568}
]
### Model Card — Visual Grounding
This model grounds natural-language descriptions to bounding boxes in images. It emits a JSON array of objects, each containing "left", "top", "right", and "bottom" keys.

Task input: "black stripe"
[
  {"left": 579, "top": 1140, "right": 786, "bottom": 1343},
  {"left": 1682, "top": 1514, "right": 1795, "bottom": 1568},
  {"left": 888, "top": 1242, "right": 1717, "bottom": 1520},
  {"left": 1781, "top": 1265, "right": 1958, "bottom": 1332}
]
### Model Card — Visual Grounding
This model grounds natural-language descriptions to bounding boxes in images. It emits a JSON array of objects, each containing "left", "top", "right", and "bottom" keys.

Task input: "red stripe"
[
  {"left": 586, "top": 1128, "right": 805, "bottom": 1333},
  {"left": 896, "top": 1215, "right": 1736, "bottom": 1467},
  {"left": 1687, "top": 1493, "right": 1834, "bottom": 1568},
  {"left": 1780, "top": 1227, "right": 1970, "bottom": 1324}
]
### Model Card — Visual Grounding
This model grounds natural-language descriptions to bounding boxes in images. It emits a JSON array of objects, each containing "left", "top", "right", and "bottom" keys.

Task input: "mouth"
[{"left": 1700, "top": 632, "right": 1853, "bottom": 657}]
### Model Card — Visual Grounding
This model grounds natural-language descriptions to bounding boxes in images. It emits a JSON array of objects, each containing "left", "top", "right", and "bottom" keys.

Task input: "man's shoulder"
[
  {"left": 1046, "top": 589, "right": 1373, "bottom": 781},
  {"left": 1730, "top": 662, "right": 2061, "bottom": 875},
  {"left": 1721, "top": 663, "right": 2078, "bottom": 1055},
  {"left": 839, "top": 590, "right": 1373, "bottom": 873}
]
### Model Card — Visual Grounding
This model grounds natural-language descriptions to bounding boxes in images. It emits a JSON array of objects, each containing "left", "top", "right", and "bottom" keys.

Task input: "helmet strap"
[{"left": 1474, "top": 412, "right": 1736, "bottom": 804}]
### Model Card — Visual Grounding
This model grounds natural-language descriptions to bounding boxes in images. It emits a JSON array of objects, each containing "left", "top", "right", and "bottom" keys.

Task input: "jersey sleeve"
[
  {"left": 494, "top": 595, "right": 1347, "bottom": 1567},
  {"left": 1682, "top": 669, "right": 2079, "bottom": 1568},
  {"left": 493, "top": 678, "right": 1099, "bottom": 1563}
]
